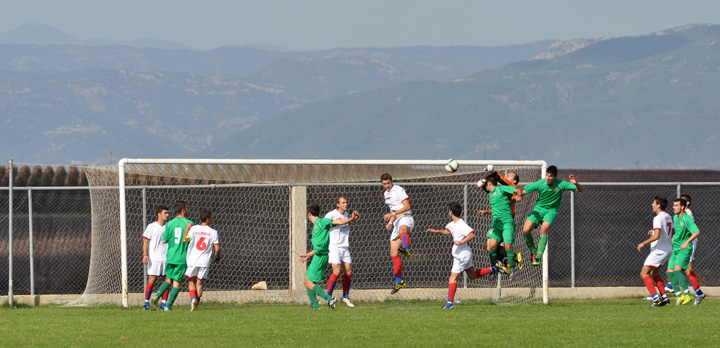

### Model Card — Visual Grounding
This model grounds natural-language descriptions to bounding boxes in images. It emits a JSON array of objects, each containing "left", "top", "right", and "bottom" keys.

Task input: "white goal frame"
[{"left": 117, "top": 158, "right": 548, "bottom": 307}]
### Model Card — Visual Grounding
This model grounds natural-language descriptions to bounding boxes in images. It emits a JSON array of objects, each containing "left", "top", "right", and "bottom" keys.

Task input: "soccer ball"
[{"left": 444, "top": 159, "right": 459, "bottom": 173}]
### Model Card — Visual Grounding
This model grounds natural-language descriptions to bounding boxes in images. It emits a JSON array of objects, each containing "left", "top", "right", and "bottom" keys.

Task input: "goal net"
[{"left": 71, "top": 159, "right": 547, "bottom": 307}]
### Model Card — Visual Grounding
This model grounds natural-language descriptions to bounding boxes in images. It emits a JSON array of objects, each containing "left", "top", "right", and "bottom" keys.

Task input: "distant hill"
[{"left": 207, "top": 24, "right": 720, "bottom": 168}]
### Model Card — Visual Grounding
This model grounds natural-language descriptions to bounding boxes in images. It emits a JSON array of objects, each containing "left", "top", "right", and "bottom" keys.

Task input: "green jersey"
[
  {"left": 524, "top": 178, "right": 577, "bottom": 210},
  {"left": 488, "top": 185, "right": 516, "bottom": 221},
  {"left": 162, "top": 217, "right": 193, "bottom": 264},
  {"left": 311, "top": 217, "right": 333, "bottom": 255},
  {"left": 672, "top": 213, "right": 699, "bottom": 250}
]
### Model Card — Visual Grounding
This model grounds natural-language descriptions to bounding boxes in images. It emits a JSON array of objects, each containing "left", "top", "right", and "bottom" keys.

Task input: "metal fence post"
[
  {"left": 462, "top": 184, "right": 468, "bottom": 289},
  {"left": 677, "top": 183, "right": 681, "bottom": 198},
  {"left": 7, "top": 159, "right": 13, "bottom": 307},
  {"left": 570, "top": 191, "right": 575, "bottom": 288},
  {"left": 28, "top": 188, "right": 35, "bottom": 295}
]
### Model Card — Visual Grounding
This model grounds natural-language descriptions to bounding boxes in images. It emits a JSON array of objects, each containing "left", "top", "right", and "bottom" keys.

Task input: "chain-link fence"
[{"left": 1, "top": 182, "right": 718, "bottom": 296}]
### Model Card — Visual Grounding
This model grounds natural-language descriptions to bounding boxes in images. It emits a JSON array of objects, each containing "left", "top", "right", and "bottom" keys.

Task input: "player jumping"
[
  {"left": 636, "top": 196, "right": 672, "bottom": 307},
  {"left": 478, "top": 175, "right": 518, "bottom": 280},
  {"left": 480, "top": 170, "right": 523, "bottom": 273},
  {"left": 381, "top": 173, "right": 413, "bottom": 295}
]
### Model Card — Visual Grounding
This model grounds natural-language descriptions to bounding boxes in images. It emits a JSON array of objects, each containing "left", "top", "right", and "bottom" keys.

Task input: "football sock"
[
  {"left": 167, "top": 287, "right": 180, "bottom": 308},
  {"left": 507, "top": 249, "right": 516, "bottom": 270},
  {"left": 643, "top": 276, "right": 657, "bottom": 296},
  {"left": 145, "top": 282, "right": 154, "bottom": 301},
  {"left": 400, "top": 232, "right": 410, "bottom": 249},
  {"left": 342, "top": 274, "right": 351, "bottom": 299},
  {"left": 677, "top": 273, "right": 689, "bottom": 293},
  {"left": 536, "top": 235, "right": 548, "bottom": 258},
  {"left": 524, "top": 235, "right": 537, "bottom": 255},
  {"left": 313, "top": 284, "right": 332, "bottom": 301},
  {"left": 666, "top": 279, "right": 673, "bottom": 291},
  {"left": 653, "top": 275, "right": 666, "bottom": 295},
  {"left": 476, "top": 267, "right": 495, "bottom": 277},
  {"left": 155, "top": 281, "right": 171, "bottom": 301},
  {"left": 488, "top": 249, "right": 498, "bottom": 266},
  {"left": 392, "top": 256, "right": 403, "bottom": 278},
  {"left": 307, "top": 289, "right": 320, "bottom": 309},
  {"left": 496, "top": 246, "right": 507, "bottom": 260},
  {"left": 669, "top": 272, "right": 683, "bottom": 297},
  {"left": 687, "top": 271, "right": 701, "bottom": 293},
  {"left": 448, "top": 282, "right": 457, "bottom": 303},
  {"left": 189, "top": 289, "right": 197, "bottom": 301},
  {"left": 327, "top": 273, "right": 339, "bottom": 295}
]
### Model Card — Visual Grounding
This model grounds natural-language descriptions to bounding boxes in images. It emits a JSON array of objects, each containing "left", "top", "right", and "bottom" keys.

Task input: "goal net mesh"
[{"left": 71, "top": 162, "right": 544, "bottom": 306}]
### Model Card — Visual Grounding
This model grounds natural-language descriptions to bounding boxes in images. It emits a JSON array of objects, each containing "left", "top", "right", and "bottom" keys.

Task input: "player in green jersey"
[
  {"left": 667, "top": 198, "right": 700, "bottom": 305},
  {"left": 150, "top": 200, "right": 193, "bottom": 311},
  {"left": 299, "top": 204, "right": 359, "bottom": 309},
  {"left": 517, "top": 165, "right": 583, "bottom": 266},
  {"left": 478, "top": 175, "right": 518, "bottom": 280}
]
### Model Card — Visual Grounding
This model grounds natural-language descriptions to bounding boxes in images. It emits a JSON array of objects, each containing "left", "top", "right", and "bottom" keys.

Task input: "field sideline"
[{"left": 1, "top": 299, "right": 718, "bottom": 347}]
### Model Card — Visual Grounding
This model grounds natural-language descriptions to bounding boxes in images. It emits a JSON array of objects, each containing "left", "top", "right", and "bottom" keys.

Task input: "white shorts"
[
  {"left": 185, "top": 266, "right": 209, "bottom": 280},
  {"left": 690, "top": 239, "right": 698, "bottom": 262},
  {"left": 329, "top": 246, "right": 352, "bottom": 265},
  {"left": 452, "top": 252, "right": 474, "bottom": 274},
  {"left": 147, "top": 260, "right": 166, "bottom": 276},
  {"left": 390, "top": 215, "right": 415, "bottom": 241},
  {"left": 644, "top": 249, "right": 671, "bottom": 268}
]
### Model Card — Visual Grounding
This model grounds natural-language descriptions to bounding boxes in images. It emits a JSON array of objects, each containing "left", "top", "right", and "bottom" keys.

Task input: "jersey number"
[
  {"left": 666, "top": 222, "right": 672, "bottom": 237},
  {"left": 174, "top": 228, "right": 182, "bottom": 244},
  {"left": 196, "top": 237, "right": 207, "bottom": 251}
]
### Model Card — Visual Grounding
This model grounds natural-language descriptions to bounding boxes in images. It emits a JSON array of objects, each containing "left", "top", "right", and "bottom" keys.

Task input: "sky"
[{"left": 1, "top": 0, "right": 719, "bottom": 51}]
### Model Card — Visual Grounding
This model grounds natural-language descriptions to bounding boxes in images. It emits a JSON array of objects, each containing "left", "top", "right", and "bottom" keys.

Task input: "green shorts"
[
  {"left": 669, "top": 248, "right": 692, "bottom": 270},
  {"left": 305, "top": 253, "right": 329, "bottom": 283},
  {"left": 165, "top": 263, "right": 187, "bottom": 282},
  {"left": 526, "top": 206, "right": 559, "bottom": 226},
  {"left": 486, "top": 218, "right": 515, "bottom": 244}
]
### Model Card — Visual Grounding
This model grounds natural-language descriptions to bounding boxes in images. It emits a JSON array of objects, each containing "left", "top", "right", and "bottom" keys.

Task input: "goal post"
[{"left": 77, "top": 158, "right": 548, "bottom": 307}]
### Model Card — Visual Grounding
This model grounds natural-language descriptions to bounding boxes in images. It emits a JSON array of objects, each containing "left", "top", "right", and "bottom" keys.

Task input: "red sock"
[
  {"left": 400, "top": 232, "right": 410, "bottom": 248},
  {"left": 342, "top": 274, "right": 351, "bottom": 296},
  {"left": 688, "top": 271, "right": 700, "bottom": 290},
  {"left": 476, "top": 267, "right": 492, "bottom": 277},
  {"left": 145, "top": 282, "right": 154, "bottom": 300},
  {"left": 327, "top": 273, "right": 339, "bottom": 294},
  {"left": 189, "top": 289, "right": 197, "bottom": 299},
  {"left": 162, "top": 288, "right": 169, "bottom": 301},
  {"left": 653, "top": 275, "right": 666, "bottom": 295},
  {"left": 448, "top": 283, "right": 457, "bottom": 302},
  {"left": 392, "top": 256, "right": 402, "bottom": 277},
  {"left": 643, "top": 276, "right": 657, "bottom": 296}
]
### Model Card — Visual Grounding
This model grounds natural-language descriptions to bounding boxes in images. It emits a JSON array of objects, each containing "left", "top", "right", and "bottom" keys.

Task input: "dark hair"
[
  {"left": 156, "top": 205, "right": 169, "bottom": 215},
  {"left": 174, "top": 201, "right": 187, "bottom": 215},
  {"left": 200, "top": 210, "right": 212, "bottom": 223},
  {"left": 509, "top": 172, "right": 520, "bottom": 184},
  {"left": 308, "top": 204, "right": 321, "bottom": 217},
  {"left": 484, "top": 174, "right": 498, "bottom": 186},
  {"left": 680, "top": 194, "right": 691, "bottom": 205},
  {"left": 336, "top": 196, "right": 347, "bottom": 204},
  {"left": 546, "top": 165, "right": 558, "bottom": 177},
  {"left": 673, "top": 198, "right": 687, "bottom": 208},
  {"left": 654, "top": 196, "right": 667, "bottom": 210},
  {"left": 448, "top": 202, "right": 462, "bottom": 217},
  {"left": 380, "top": 173, "right": 392, "bottom": 181}
]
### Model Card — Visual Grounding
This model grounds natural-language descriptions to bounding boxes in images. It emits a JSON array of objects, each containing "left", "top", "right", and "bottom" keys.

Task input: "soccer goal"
[{"left": 72, "top": 159, "right": 548, "bottom": 307}]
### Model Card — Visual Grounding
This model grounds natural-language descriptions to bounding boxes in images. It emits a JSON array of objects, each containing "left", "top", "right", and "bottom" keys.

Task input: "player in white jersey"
[
  {"left": 381, "top": 173, "right": 414, "bottom": 295},
  {"left": 324, "top": 196, "right": 358, "bottom": 308},
  {"left": 637, "top": 196, "right": 672, "bottom": 307},
  {"left": 142, "top": 205, "right": 170, "bottom": 310},
  {"left": 427, "top": 203, "right": 503, "bottom": 309},
  {"left": 183, "top": 209, "right": 220, "bottom": 311}
]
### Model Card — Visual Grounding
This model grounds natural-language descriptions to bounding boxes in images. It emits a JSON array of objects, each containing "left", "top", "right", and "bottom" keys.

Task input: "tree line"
[{"left": 0, "top": 165, "right": 88, "bottom": 187}]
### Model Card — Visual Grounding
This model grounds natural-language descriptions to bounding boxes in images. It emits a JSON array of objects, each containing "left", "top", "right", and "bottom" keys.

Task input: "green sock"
[
  {"left": 536, "top": 235, "right": 548, "bottom": 258},
  {"left": 313, "top": 284, "right": 332, "bottom": 301},
  {"left": 307, "top": 289, "right": 320, "bottom": 308},
  {"left": 507, "top": 249, "right": 516, "bottom": 270},
  {"left": 488, "top": 249, "right": 498, "bottom": 266},
  {"left": 669, "top": 272, "right": 681, "bottom": 297},
  {"left": 525, "top": 235, "right": 537, "bottom": 254},
  {"left": 167, "top": 287, "right": 180, "bottom": 308},
  {"left": 155, "top": 282, "right": 171, "bottom": 300},
  {"left": 677, "top": 271, "right": 689, "bottom": 293}
]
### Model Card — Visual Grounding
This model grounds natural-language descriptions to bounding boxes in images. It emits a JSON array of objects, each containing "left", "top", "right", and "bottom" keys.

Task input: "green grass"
[{"left": 1, "top": 299, "right": 719, "bottom": 347}]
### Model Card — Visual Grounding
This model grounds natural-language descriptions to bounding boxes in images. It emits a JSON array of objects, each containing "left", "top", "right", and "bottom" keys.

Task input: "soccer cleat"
[
  {"left": 342, "top": 298, "right": 355, "bottom": 308},
  {"left": 675, "top": 296, "right": 683, "bottom": 306},
  {"left": 659, "top": 297, "right": 670, "bottom": 306},
  {"left": 143, "top": 306, "right": 149, "bottom": 311},
  {"left": 149, "top": 298, "right": 157, "bottom": 311},
  {"left": 650, "top": 299, "right": 661, "bottom": 307},
  {"left": 190, "top": 298, "right": 197, "bottom": 311},
  {"left": 442, "top": 303, "right": 454, "bottom": 309},
  {"left": 328, "top": 297, "right": 337, "bottom": 309},
  {"left": 664, "top": 286, "right": 674, "bottom": 294},
  {"left": 164, "top": 306, "right": 172, "bottom": 311},
  {"left": 496, "top": 261, "right": 511, "bottom": 275},
  {"left": 681, "top": 294, "right": 693, "bottom": 305},
  {"left": 531, "top": 254, "right": 540, "bottom": 266},
  {"left": 391, "top": 280, "right": 406, "bottom": 295},
  {"left": 160, "top": 303, "right": 167, "bottom": 310},
  {"left": 398, "top": 247, "right": 412, "bottom": 258},
  {"left": 508, "top": 270, "right": 516, "bottom": 281},
  {"left": 694, "top": 293, "right": 706, "bottom": 306},
  {"left": 515, "top": 252, "right": 523, "bottom": 270}
]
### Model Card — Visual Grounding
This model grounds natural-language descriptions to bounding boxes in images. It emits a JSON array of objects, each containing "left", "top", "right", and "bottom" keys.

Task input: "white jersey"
[
  {"left": 651, "top": 212, "right": 673, "bottom": 252},
  {"left": 325, "top": 209, "right": 350, "bottom": 247},
  {"left": 142, "top": 222, "right": 167, "bottom": 262},
  {"left": 186, "top": 225, "right": 220, "bottom": 268},
  {"left": 384, "top": 185, "right": 412, "bottom": 216},
  {"left": 445, "top": 218, "right": 474, "bottom": 258}
]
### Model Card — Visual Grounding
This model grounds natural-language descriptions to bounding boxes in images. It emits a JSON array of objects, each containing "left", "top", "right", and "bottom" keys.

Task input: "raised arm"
[
  {"left": 569, "top": 174, "right": 583, "bottom": 192},
  {"left": 426, "top": 228, "right": 451, "bottom": 235}
]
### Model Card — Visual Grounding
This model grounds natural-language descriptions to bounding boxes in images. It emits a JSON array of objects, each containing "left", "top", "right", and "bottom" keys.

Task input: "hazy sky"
[{"left": 1, "top": 0, "right": 719, "bottom": 51}]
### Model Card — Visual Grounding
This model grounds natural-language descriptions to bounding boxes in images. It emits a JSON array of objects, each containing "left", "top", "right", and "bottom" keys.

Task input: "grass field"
[{"left": 2, "top": 298, "right": 719, "bottom": 347}]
